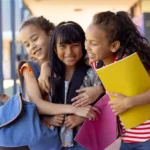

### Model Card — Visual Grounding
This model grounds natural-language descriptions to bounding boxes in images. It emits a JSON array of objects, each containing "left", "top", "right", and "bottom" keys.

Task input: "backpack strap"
[
  {"left": 67, "top": 64, "right": 90, "bottom": 104},
  {"left": 55, "top": 63, "right": 90, "bottom": 104}
]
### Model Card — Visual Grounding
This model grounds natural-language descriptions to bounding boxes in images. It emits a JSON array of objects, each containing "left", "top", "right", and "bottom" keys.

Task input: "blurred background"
[{"left": 0, "top": 0, "right": 150, "bottom": 96}]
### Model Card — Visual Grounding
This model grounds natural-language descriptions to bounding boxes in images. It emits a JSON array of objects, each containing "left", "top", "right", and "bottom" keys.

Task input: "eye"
[
  {"left": 32, "top": 37, "right": 38, "bottom": 41},
  {"left": 24, "top": 43, "right": 30, "bottom": 48},
  {"left": 91, "top": 42, "right": 98, "bottom": 46},
  {"left": 59, "top": 45, "right": 66, "bottom": 49}
]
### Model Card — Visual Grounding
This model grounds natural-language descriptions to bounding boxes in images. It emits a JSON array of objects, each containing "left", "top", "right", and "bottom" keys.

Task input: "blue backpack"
[{"left": 0, "top": 61, "right": 61, "bottom": 150}]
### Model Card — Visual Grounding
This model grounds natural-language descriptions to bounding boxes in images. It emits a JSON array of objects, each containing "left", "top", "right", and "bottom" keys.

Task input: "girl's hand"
[
  {"left": 72, "top": 86, "right": 103, "bottom": 107},
  {"left": 64, "top": 115, "right": 85, "bottom": 129},
  {"left": 42, "top": 115, "right": 64, "bottom": 127},
  {"left": 74, "top": 105, "right": 100, "bottom": 120},
  {"left": 38, "top": 62, "right": 50, "bottom": 93},
  {"left": 108, "top": 92, "right": 132, "bottom": 115}
]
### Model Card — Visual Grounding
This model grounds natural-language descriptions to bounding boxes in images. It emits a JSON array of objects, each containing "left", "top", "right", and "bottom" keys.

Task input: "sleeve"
[
  {"left": 82, "top": 68, "right": 101, "bottom": 87},
  {"left": 20, "top": 63, "right": 33, "bottom": 76}
]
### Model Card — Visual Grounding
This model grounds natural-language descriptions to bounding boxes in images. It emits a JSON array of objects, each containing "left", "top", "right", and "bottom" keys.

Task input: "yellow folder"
[{"left": 96, "top": 53, "right": 150, "bottom": 129}]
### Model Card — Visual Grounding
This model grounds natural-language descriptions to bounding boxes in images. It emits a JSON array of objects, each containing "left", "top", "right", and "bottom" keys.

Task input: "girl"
[
  {"left": 85, "top": 11, "right": 150, "bottom": 150},
  {"left": 48, "top": 21, "right": 102, "bottom": 149}
]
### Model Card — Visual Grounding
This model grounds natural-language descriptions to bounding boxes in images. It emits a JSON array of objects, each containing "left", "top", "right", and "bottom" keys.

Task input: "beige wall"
[
  {"left": 142, "top": 0, "right": 150, "bottom": 12},
  {"left": 24, "top": 0, "right": 138, "bottom": 30}
]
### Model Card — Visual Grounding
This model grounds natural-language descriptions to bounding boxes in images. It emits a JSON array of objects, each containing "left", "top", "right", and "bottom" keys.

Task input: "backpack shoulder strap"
[{"left": 67, "top": 63, "right": 90, "bottom": 104}]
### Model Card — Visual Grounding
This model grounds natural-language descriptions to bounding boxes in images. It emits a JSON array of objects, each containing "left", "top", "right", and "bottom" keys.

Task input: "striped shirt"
[
  {"left": 90, "top": 61, "right": 98, "bottom": 69},
  {"left": 121, "top": 120, "right": 150, "bottom": 143},
  {"left": 91, "top": 61, "right": 150, "bottom": 143}
]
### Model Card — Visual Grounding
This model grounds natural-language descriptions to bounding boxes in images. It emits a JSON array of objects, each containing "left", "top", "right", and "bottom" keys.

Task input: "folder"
[
  {"left": 96, "top": 53, "right": 150, "bottom": 129},
  {"left": 74, "top": 94, "right": 117, "bottom": 150}
]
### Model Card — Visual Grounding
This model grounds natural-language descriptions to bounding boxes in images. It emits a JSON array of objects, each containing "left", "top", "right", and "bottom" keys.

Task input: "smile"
[
  {"left": 65, "top": 56, "right": 75, "bottom": 61},
  {"left": 34, "top": 48, "right": 41, "bottom": 55},
  {"left": 88, "top": 53, "right": 95, "bottom": 59}
]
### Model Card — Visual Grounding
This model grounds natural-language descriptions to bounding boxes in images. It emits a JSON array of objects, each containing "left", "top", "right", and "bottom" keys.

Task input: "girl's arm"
[
  {"left": 22, "top": 68, "right": 99, "bottom": 119},
  {"left": 109, "top": 72, "right": 150, "bottom": 115},
  {"left": 72, "top": 68, "right": 104, "bottom": 107},
  {"left": 72, "top": 85, "right": 104, "bottom": 107},
  {"left": 108, "top": 90, "right": 150, "bottom": 115},
  {"left": 38, "top": 61, "right": 50, "bottom": 94},
  {"left": 126, "top": 89, "right": 150, "bottom": 107}
]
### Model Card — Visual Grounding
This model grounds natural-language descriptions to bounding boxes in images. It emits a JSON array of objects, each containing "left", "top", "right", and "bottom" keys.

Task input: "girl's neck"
[
  {"left": 38, "top": 58, "right": 49, "bottom": 68},
  {"left": 65, "top": 66, "right": 75, "bottom": 81},
  {"left": 103, "top": 54, "right": 116, "bottom": 66}
]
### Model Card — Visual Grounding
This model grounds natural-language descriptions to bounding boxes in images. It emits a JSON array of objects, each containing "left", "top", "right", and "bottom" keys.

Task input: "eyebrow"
[
  {"left": 30, "top": 34, "right": 38, "bottom": 39},
  {"left": 58, "top": 43, "right": 66, "bottom": 45},
  {"left": 90, "top": 40, "right": 100, "bottom": 42},
  {"left": 23, "top": 34, "right": 38, "bottom": 44},
  {"left": 86, "top": 38, "right": 99, "bottom": 42}
]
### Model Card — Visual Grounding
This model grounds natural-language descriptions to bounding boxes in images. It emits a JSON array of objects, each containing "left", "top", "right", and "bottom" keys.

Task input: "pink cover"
[{"left": 74, "top": 94, "right": 117, "bottom": 150}]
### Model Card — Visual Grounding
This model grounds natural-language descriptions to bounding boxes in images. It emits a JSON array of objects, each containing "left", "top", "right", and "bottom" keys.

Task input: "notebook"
[{"left": 96, "top": 53, "right": 150, "bottom": 129}]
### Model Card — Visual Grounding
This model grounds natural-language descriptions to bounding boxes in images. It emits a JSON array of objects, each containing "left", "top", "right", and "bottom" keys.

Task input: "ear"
[{"left": 110, "top": 41, "right": 120, "bottom": 53}]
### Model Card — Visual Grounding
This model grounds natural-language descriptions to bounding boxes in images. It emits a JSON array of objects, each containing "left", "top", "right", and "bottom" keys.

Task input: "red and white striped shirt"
[
  {"left": 90, "top": 61, "right": 97, "bottom": 69},
  {"left": 91, "top": 61, "right": 150, "bottom": 143},
  {"left": 121, "top": 120, "right": 150, "bottom": 143}
]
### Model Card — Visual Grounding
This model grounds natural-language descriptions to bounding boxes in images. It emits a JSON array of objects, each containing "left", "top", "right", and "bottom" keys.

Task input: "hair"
[
  {"left": 92, "top": 11, "right": 150, "bottom": 70},
  {"left": 20, "top": 16, "right": 55, "bottom": 35},
  {"left": 49, "top": 21, "right": 86, "bottom": 98}
]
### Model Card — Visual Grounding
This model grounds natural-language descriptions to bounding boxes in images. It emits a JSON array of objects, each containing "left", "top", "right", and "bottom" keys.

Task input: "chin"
[
  {"left": 89, "top": 59, "right": 97, "bottom": 63},
  {"left": 65, "top": 63, "right": 76, "bottom": 67}
]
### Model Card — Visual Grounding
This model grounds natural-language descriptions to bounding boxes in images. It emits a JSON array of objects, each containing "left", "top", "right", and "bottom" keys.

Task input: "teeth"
[
  {"left": 65, "top": 56, "right": 75, "bottom": 61},
  {"left": 65, "top": 57, "right": 74, "bottom": 58}
]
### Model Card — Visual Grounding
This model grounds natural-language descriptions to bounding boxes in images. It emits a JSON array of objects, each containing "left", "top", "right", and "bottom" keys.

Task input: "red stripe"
[
  {"left": 90, "top": 62, "right": 97, "bottom": 69},
  {"left": 125, "top": 131, "right": 150, "bottom": 134},
  {"left": 123, "top": 140, "right": 145, "bottom": 143},
  {"left": 121, "top": 120, "right": 150, "bottom": 142},
  {"left": 140, "top": 122, "right": 150, "bottom": 125},
  {"left": 127, "top": 127, "right": 150, "bottom": 130},
  {"left": 122, "top": 135, "right": 150, "bottom": 139}
]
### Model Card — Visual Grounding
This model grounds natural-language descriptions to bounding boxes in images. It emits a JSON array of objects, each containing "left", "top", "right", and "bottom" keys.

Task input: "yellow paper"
[{"left": 96, "top": 53, "right": 150, "bottom": 129}]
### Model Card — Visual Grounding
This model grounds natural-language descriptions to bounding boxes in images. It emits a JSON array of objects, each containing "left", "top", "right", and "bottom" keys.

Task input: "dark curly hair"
[
  {"left": 92, "top": 11, "right": 150, "bottom": 70},
  {"left": 20, "top": 16, "right": 55, "bottom": 35}
]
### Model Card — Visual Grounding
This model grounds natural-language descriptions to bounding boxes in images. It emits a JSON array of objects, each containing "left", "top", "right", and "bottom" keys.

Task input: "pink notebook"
[{"left": 74, "top": 94, "right": 117, "bottom": 150}]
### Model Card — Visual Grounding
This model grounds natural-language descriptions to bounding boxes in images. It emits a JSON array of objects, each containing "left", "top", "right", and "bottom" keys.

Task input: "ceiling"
[{"left": 24, "top": 0, "right": 138, "bottom": 30}]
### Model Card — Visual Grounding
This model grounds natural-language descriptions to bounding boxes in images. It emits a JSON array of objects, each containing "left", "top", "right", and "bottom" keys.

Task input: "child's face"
[
  {"left": 85, "top": 24, "right": 114, "bottom": 63},
  {"left": 19, "top": 24, "right": 51, "bottom": 63},
  {"left": 56, "top": 40, "right": 82, "bottom": 68}
]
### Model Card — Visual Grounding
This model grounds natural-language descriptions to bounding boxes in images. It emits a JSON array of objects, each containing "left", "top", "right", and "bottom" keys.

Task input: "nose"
[
  {"left": 85, "top": 41, "right": 91, "bottom": 52},
  {"left": 29, "top": 43, "right": 37, "bottom": 55},
  {"left": 66, "top": 45, "right": 72, "bottom": 55}
]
